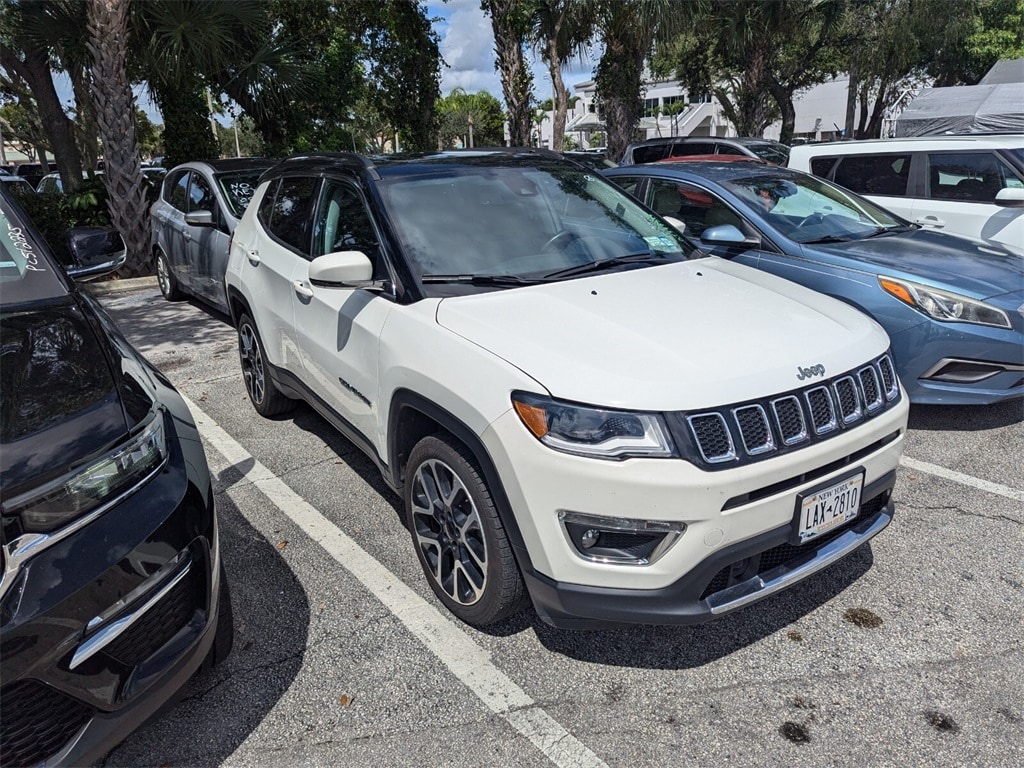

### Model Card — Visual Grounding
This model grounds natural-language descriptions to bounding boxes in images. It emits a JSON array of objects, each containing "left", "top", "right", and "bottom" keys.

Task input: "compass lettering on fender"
[{"left": 797, "top": 364, "right": 826, "bottom": 381}]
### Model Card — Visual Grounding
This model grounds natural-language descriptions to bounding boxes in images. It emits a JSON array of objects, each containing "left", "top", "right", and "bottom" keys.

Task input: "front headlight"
[
  {"left": 3, "top": 413, "right": 168, "bottom": 533},
  {"left": 511, "top": 392, "right": 676, "bottom": 460},
  {"left": 879, "top": 276, "right": 1011, "bottom": 329}
]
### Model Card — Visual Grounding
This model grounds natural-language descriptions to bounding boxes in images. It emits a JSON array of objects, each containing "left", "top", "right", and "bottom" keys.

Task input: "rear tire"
[
  {"left": 155, "top": 250, "right": 184, "bottom": 301},
  {"left": 237, "top": 313, "right": 295, "bottom": 417},
  {"left": 405, "top": 434, "right": 526, "bottom": 626}
]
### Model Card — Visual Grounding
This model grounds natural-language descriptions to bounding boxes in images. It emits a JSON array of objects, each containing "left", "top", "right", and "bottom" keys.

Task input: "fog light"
[{"left": 558, "top": 510, "right": 686, "bottom": 565}]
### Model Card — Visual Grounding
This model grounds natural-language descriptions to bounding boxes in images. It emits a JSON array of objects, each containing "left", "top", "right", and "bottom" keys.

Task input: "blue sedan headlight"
[{"left": 878, "top": 276, "right": 1011, "bottom": 329}]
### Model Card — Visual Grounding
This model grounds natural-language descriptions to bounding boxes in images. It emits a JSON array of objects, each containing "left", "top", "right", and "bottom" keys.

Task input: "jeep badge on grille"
[{"left": 797, "top": 364, "right": 826, "bottom": 380}]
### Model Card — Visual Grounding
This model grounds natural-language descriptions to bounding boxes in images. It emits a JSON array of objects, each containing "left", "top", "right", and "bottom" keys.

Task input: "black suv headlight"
[
  {"left": 512, "top": 392, "right": 676, "bottom": 460},
  {"left": 3, "top": 412, "right": 168, "bottom": 533}
]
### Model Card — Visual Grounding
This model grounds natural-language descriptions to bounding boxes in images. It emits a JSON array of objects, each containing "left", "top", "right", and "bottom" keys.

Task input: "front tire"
[
  {"left": 237, "top": 313, "right": 295, "bottom": 417},
  {"left": 405, "top": 434, "right": 526, "bottom": 626},
  {"left": 155, "top": 250, "right": 184, "bottom": 301}
]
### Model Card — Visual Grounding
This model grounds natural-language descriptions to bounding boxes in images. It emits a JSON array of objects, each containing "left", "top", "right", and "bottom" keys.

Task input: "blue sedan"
[{"left": 604, "top": 161, "right": 1023, "bottom": 405}]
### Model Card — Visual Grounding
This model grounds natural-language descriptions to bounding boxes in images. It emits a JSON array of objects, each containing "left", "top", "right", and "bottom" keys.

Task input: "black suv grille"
[
  {"left": 0, "top": 679, "right": 93, "bottom": 767},
  {"left": 104, "top": 565, "right": 198, "bottom": 667},
  {"left": 678, "top": 354, "right": 900, "bottom": 470}
]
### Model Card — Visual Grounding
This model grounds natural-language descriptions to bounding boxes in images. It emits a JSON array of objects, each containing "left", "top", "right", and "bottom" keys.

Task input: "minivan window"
[
  {"left": 833, "top": 154, "right": 911, "bottom": 196},
  {"left": 927, "top": 152, "right": 1021, "bottom": 202},
  {"left": 631, "top": 145, "right": 672, "bottom": 164}
]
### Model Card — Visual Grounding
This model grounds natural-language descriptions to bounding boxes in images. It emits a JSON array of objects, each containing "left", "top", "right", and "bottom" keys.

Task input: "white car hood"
[{"left": 435, "top": 259, "right": 889, "bottom": 411}]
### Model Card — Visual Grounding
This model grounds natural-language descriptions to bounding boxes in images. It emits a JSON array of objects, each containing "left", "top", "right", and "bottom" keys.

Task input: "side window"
[
  {"left": 313, "top": 181, "right": 384, "bottom": 277},
  {"left": 607, "top": 177, "right": 642, "bottom": 198},
  {"left": 927, "top": 152, "right": 1017, "bottom": 202},
  {"left": 258, "top": 179, "right": 278, "bottom": 227},
  {"left": 810, "top": 157, "right": 837, "bottom": 178},
  {"left": 167, "top": 171, "right": 190, "bottom": 211},
  {"left": 267, "top": 177, "right": 320, "bottom": 255},
  {"left": 671, "top": 142, "right": 714, "bottom": 157},
  {"left": 648, "top": 178, "right": 743, "bottom": 238},
  {"left": 833, "top": 154, "right": 910, "bottom": 196},
  {"left": 187, "top": 173, "right": 215, "bottom": 214},
  {"left": 631, "top": 145, "right": 671, "bottom": 164}
]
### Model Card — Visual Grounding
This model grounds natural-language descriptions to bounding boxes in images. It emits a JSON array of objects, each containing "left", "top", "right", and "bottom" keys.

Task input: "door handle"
[
  {"left": 183, "top": 231, "right": 191, "bottom": 242},
  {"left": 292, "top": 280, "right": 314, "bottom": 299},
  {"left": 246, "top": 248, "right": 260, "bottom": 265},
  {"left": 914, "top": 216, "right": 945, "bottom": 228}
]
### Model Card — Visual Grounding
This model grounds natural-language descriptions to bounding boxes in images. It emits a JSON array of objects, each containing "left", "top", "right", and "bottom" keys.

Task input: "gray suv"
[{"left": 620, "top": 136, "right": 790, "bottom": 166}]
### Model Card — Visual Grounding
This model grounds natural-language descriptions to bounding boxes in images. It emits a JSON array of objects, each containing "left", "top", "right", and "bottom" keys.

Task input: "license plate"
[{"left": 794, "top": 472, "right": 864, "bottom": 544}]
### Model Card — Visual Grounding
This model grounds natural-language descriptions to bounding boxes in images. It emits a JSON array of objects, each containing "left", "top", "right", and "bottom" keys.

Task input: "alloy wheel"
[
  {"left": 410, "top": 458, "right": 488, "bottom": 606},
  {"left": 238, "top": 323, "right": 265, "bottom": 405}
]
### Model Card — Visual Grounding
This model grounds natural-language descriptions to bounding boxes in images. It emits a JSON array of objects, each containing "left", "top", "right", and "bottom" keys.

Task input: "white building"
[{"left": 534, "top": 74, "right": 889, "bottom": 151}]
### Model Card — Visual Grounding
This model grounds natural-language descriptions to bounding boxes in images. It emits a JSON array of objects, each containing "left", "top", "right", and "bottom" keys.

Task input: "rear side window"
[
  {"left": 631, "top": 145, "right": 671, "bottom": 164},
  {"left": 810, "top": 157, "right": 837, "bottom": 178},
  {"left": 832, "top": 154, "right": 911, "bottom": 196},
  {"left": 167, "top": 171, "right": 190, "bottom": 211},
  {"left": 927, "top": 152, "right": 1021, "bottom": 202},
  {"left": 267, "top": 177, "right": 320, "bottom": 255},
  {"left": 671, "top": 142, "right": 715, "bottom": 157}
]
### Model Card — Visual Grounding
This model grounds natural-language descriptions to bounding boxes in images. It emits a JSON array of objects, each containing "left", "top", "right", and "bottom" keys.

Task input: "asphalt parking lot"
[{"left": 94, "top": 283, "right": 1023, "bottom": 768}]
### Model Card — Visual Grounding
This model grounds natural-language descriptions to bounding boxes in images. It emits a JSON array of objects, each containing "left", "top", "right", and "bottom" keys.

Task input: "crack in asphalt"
[{"left": 900, "top": 501, "right": 1023, "bottom": 527}]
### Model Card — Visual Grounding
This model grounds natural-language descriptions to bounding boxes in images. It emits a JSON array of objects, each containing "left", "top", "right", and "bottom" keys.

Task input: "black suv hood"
[{"left": 1, "top": 298, "right": 129, "bottom": 497}]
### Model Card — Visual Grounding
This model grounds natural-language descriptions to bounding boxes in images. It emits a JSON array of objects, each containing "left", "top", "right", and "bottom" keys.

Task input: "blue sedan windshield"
[{"left": 723, "top": 172, "right": 907, "bottom": 244}]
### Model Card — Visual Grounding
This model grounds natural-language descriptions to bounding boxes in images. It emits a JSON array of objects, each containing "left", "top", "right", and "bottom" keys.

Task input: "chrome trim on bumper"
[
  {"left": 705, "top": 505, "right": 892, "bottom": 615},
  {"left": 70, "top": 556, "right": 193, "bottom": 670}
]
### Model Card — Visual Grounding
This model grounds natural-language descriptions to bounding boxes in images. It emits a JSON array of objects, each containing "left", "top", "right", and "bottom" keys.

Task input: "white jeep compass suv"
[{"left": 225, "top": 149, "right": 908, "bottom": 629}]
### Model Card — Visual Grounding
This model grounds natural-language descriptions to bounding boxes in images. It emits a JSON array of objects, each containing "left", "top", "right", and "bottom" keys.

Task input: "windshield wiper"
[
  {"left": 543, "top": 252, "right": 668, "bottom": 279},
  {"left": 802, "top": 234, "right": 852, "bottom": 244},
  {"left": 420, "top": 273, "right": 548, "bottom": 286},
  {"left": 863, "top": 225, "right": 917, "bottom": 238}
]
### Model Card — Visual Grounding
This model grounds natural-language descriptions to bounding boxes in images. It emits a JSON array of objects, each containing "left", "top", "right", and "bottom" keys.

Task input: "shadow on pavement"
[
  {"left": 909, "top": 399, "right": 1023, "bottom": 432},
  {"left": 101, "top": 471, "right": 311, "bottom": 766}
]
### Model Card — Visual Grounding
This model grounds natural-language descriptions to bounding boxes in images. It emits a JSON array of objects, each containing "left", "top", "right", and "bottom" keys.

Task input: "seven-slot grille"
[{"left": 682, "top": 354, "right": 900, "bottom": 468}]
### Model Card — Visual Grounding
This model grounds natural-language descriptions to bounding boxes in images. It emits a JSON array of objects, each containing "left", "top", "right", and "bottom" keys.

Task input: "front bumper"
[
  {"left": 0, "top": 402, "right": 221, "bottom": 767},
  {"left": 482, "top": 389, "right": 908, "bottom": 628}
]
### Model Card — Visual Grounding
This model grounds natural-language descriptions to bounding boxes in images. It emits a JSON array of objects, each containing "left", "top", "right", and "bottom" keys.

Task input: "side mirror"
[
  {"left": 65, "top": 226, "right": 126, "bottom": 281},
  {"left": 662, "top": 215, "right": 686, "bottom": 234},
  {"left": 700, "top": 224, "right": 748, "bottom": 246},
  {"left": 308, "top": 250, "right": 376, "bottom": 288},
  {"left": 184, "top": 209, "right": 216, "bottom": 227},
  {"left": 994, "top": 187, "right": 1024, "bottom": 208}
]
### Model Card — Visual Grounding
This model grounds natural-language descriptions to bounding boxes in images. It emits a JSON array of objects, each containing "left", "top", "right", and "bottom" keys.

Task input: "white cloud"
[{"left": 431, "top": 1, "right": 599, "bottom": 103}]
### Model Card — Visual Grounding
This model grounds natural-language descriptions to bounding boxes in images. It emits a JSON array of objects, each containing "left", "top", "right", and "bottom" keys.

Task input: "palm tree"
[
  {"left": 482, "top": 0, "right": 534, "bottom": 146},
  {"left": 86, "top": 0, "right": 149, "bottom": 275},
  {"left": 530, "top": 0, "right": 595, "bottom": 154}
]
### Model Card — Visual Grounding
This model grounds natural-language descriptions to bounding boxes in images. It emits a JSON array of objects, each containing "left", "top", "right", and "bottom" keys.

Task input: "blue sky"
[{"left": 431, "top": 0, "right": 599, "bottom": 100}]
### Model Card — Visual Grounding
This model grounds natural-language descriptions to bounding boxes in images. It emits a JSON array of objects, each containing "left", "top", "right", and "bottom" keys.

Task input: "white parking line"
[
  {"left": 900, "top": 456, "right": 1024, "bottom": 503},
  {"left": 183, "top": 397, "right": 608, "bottom": 768}
]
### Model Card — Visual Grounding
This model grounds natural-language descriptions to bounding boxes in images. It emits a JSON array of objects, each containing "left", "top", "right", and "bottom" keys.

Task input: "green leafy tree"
[{"left": 437, "top": 88, "right": 504, "bottom": 148}]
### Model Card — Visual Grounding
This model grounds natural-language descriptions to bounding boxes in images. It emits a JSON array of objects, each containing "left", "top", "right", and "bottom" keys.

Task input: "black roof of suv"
[{"left": 620, "top": 136, "right": 790, "bottom": 166}]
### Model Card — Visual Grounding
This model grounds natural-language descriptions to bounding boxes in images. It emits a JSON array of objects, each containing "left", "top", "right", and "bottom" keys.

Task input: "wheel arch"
[{"left": 387, "top": 389, "right": 535, "bottom": 577}]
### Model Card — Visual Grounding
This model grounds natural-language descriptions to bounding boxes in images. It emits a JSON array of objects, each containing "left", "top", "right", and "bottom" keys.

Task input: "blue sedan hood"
[{"left": 803, "top": 228, "right": 1024, "bottom": 301}]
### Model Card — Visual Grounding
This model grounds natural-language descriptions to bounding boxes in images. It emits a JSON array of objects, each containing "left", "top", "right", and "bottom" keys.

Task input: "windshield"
[
  {"left": 378, "top": 163, "right": 694, "bottom": 289},
  {"left": 0, "top": 192, "right": 66, "bottom": 304},
  {"left": 216, "top": 170, "right": 266, "bottom": 219},
  {"left": 745, "top": 142, "right": 790, "bottom": 165},
  {"left": 722, "top": 171, "right": 907, "bottom": 244}
]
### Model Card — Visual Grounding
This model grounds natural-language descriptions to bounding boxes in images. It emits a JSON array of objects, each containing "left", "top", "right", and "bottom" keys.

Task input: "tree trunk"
[
  {"left": 844, "top": 58, "right": 858, "bottom": 139},
  {"left": 86, "top": 0, "right": 150, "bottom": 277},
  {"left": 766, "top": 77, "right": 795, "bottom": 144},
  {"left": 0, "top": 44, "right": 83, "bottom": 191},
  {"left": 152, "top": 77, "right": 218, "bottom": 169},
  {"left": 486, "top": 0, "right": 533, "bottom": 146},
  {"left": 595, "top": 34, "right": 646, "bottom": 163},
  {"left": 545, "top": 34, "right": 568, "bottom": 152}
]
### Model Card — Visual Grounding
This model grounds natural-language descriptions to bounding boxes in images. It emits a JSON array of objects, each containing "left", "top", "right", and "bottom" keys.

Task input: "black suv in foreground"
[{"left": 0, "top": 187, "right": 231, "bottom": 765}]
